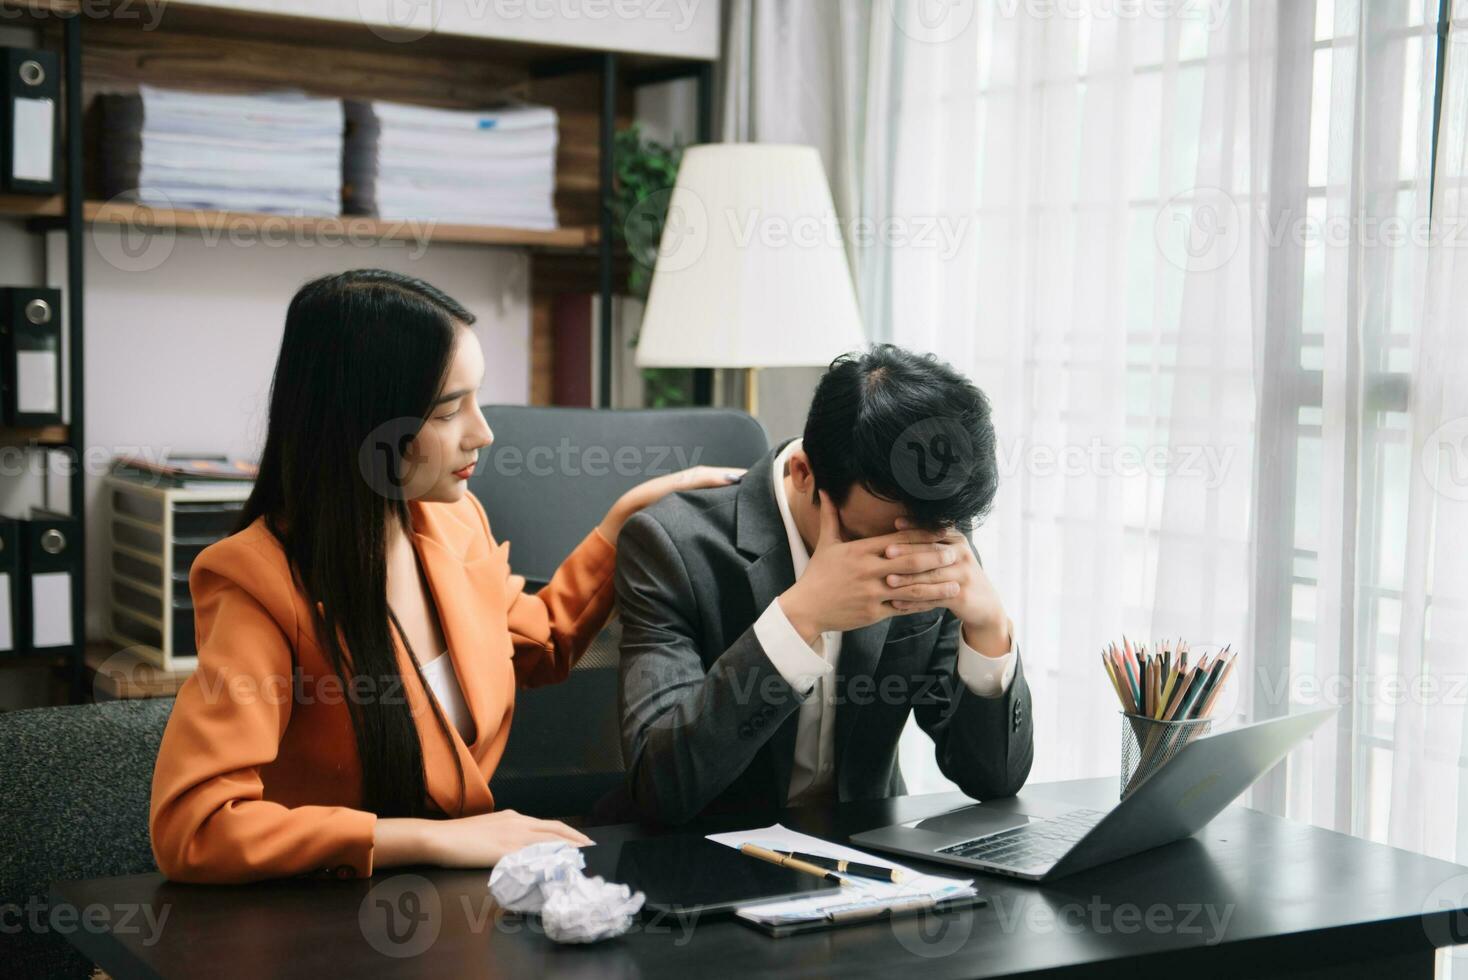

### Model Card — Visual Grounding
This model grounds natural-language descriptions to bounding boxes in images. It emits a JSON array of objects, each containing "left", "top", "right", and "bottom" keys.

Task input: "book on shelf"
[{"left": 111, "top": 454, "right": 257, "bottom": 488}]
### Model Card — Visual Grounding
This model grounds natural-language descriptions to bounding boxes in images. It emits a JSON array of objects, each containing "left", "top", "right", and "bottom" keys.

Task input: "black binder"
[
  {"left": 20, "top": 508, "right": 77, "bottom": 654},
  {"left": 0, "top": 516, "right": 19, "bottom": 656},
  {"left": 1, "top": 48, "right": 60, "bottom": 195},
  {"left": 0, "top": 286, "right": 63, "bottom": 426}
]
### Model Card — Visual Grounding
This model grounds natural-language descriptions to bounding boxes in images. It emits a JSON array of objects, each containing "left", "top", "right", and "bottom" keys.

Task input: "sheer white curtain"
[
  {"left": 883, "top": 0, "right": 1468, "bottom": 890},
  {"left": 888, "top": 0, "right": 1269, "bottom": 791}
]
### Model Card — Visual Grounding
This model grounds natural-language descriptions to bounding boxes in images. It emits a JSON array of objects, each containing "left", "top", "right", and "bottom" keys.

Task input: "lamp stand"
[{"left": 743, "top": 366, "right": 759, "bottom": 418}]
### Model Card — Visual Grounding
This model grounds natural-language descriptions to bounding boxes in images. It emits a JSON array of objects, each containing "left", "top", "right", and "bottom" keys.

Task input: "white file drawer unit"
[{"left": 105, "top": 472, "right": 251, "bottom": 670}]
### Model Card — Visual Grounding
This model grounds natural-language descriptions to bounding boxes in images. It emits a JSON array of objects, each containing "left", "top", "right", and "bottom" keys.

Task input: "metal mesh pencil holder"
[{"left": 1119, "top": 712, "right": 1212, "bottom": 800}]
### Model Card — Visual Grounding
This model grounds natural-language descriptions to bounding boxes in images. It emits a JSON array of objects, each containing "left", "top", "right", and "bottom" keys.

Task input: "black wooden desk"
[{"left": 50, "top": 778, "right": 1468, "bottom": 979}]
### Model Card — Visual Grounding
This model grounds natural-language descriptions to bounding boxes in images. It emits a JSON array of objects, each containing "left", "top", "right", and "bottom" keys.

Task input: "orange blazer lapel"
[{"left": 405, "top": 498, "right": 502, "bottom": 815}]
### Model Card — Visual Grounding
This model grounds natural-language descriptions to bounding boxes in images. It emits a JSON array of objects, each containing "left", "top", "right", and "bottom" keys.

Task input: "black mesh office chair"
[
  {"left": 0, "top": 698, "right": 175, "bottom": 979},
  {"left": 472, "top": 406, "right": 769, "bottom": 821}
]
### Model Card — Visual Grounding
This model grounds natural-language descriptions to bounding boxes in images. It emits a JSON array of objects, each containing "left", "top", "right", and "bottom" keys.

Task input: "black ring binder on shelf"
[
  {"left": 0, "top": 286, "right": 64, "bottom": 427},
  {"left": 0, "top": 516, "right": 19, "bottom": 656},
  {"left": 2, "top": 47, "right": 60, "bottom": 195},
  {"left": 20, "top": 508, "right": 78, "bottom": 655},
  {"left": 0, "top": 16, "right": 86, "bottom": 699}
]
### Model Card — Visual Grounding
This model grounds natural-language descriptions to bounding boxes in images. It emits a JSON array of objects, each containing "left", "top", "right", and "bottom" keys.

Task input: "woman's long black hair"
[{"left": 236, "top": 268, "right": 474, "bottom": 818}]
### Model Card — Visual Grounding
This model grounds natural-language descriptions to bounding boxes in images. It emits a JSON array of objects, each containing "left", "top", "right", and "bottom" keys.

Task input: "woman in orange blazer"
[{"left": 150, "top": 269, "right": 741, "bottom": 884}]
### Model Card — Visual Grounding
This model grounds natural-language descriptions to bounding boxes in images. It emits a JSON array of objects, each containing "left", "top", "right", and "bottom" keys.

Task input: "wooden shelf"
[
  {"left": 0, "top": 197, "right": 597, "bottom": 250},
  {"left": 86, "top": 201, "right": 596, "bottom": 249},
  {"left": 0, "top": 194, "right": 63, "bottom": 217},
  {"left": 0, "top": 425, "right": 69, "bottom": 447},
  {"left": 0, "top": 651, "right": 70, "bottom": 671}
]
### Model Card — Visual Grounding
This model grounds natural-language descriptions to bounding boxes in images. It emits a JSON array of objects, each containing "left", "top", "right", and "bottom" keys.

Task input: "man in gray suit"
[{"left": 615, "top": 345, "right": 1033, "bottom": 824}]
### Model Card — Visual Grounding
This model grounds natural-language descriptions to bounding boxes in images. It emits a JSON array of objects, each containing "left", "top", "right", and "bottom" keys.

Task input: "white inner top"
[{"left": 420, "top": 651, "right": 474, "bottom": 744}]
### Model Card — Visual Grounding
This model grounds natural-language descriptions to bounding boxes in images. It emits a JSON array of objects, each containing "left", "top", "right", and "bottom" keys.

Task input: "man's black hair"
[{"left": 801, "top": 344, "right": 998, "bottom": 531}]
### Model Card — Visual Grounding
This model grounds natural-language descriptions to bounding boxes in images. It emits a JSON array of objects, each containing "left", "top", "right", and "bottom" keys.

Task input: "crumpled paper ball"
[
  {"left": 541, "top": 872, "right": 645, "bottom": 944},
  {"left": 488, "top": 841, "right": 586, "bottom": 913},
  {"left": 488, "top": 841, "right": 645, "bottom": 944}
]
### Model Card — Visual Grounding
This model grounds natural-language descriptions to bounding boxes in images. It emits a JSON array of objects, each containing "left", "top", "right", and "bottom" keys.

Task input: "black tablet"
[{"left": 579, "top": 835, "right": 844, "bottom": 917}]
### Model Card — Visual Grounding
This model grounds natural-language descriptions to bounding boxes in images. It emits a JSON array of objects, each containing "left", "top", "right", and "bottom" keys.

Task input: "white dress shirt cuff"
[
  {"left": 956, "top": 628, "right": 1018, "bottom": 699},
  {"left": 753, "top": 599, "right": 832, "bottom": 697}
]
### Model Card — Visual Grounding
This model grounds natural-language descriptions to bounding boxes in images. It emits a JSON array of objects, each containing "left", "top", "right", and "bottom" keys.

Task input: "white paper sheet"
[
  {"left": 12, "top": 97, "right": 54, "bottom": 182},
  {"left": 30, "top": 570, "right": 72, "bottom": 647},
  {"left": 705, "top": 823, "right": 976, "bottom": 924},
  {"left": 0, "top": 573, "right": 13, "bottom": 652},
  {"left": 17, "top": 350, "right": 58, "bottom": 414}
]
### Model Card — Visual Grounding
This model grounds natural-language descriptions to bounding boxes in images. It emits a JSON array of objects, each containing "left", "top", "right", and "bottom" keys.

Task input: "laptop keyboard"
[{"left": 936, "top": 808, "right": 1108, "bottom": 869}]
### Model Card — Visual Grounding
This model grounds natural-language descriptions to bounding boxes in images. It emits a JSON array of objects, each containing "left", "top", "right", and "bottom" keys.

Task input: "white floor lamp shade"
[{"left": 634, "top": 143, "right": 866, "bottom": 373}]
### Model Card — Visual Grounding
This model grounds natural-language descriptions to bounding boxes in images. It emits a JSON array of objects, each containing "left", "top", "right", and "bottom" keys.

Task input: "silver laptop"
[{"left": 851, "top": 708, "right": 1333, "bottom": 881}]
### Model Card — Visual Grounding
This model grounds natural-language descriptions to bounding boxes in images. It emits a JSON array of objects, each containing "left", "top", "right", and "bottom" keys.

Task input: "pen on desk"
[
  {"left": 740, "top": 844, "right": 851, "bottom": 885},
  {"left": 773, "top": 851, "right": 905, "bottom": 883}
]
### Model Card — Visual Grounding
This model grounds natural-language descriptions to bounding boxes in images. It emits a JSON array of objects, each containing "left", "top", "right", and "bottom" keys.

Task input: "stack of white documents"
[
  {"left": 100, "top": 85, "right": 344, "bottom": 215},
  {"left": 706, "top": 823, "right": 978, "bottom": 928},
  {"left": 344, "top": 100, "right": 558, "bottom": 229}
]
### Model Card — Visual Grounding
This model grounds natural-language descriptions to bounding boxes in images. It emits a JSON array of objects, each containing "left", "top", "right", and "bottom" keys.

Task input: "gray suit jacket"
[{"left": 614, "top": 442, "right": 1035, "bottom": 824}]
